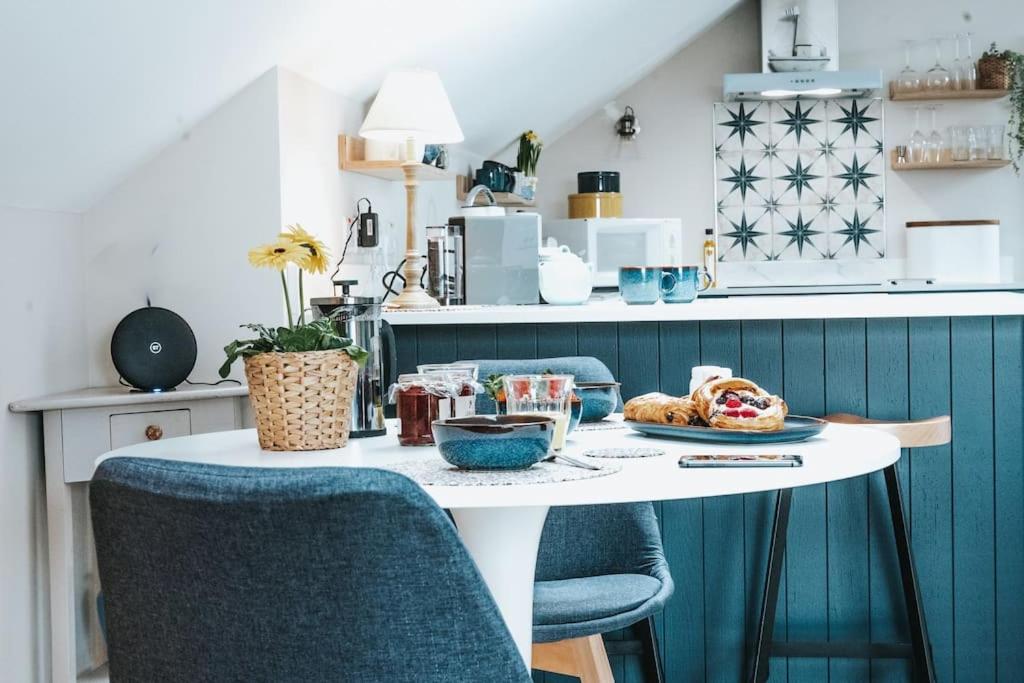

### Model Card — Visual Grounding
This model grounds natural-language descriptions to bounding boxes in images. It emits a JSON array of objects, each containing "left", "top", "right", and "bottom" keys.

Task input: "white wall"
[
  {"left": 0, "top": 206, "right": 88, "bottom": 682},
  {"left": 537, "top": 0, "right": 1024, "bottom": 274},
  {"left": 82, "top": 69, "right": 284, "bottom": 386},
  {"left": 277, "top": 68, "right": 483, "bottom": 304},
  {"left": 536, "top": 1, "right": 762, "bottom": 262},
  {"left": 82, "top": 66, "right": 478, "bottom": 389}
]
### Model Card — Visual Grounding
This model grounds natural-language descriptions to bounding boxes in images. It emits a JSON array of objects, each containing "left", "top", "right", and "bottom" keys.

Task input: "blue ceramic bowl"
[
  {"left": 432, "top": 415, "right": 555, "bottom": 470},
  {"left": 575, "top": 381, "right": 621, "bottom": 422}
]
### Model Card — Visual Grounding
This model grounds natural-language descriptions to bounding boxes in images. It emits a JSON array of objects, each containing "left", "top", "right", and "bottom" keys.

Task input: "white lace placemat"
[
  {"left": 383, "top": 458, "right": 620, "bottom": 486},
  {"left": 574, "top": 419, "right": 628, "bottom": 432}
]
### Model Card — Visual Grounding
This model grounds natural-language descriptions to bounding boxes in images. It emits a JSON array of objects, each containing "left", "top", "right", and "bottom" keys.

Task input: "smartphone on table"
[{"left": 678, "top": 454, "right": 803, "bottom": 468}]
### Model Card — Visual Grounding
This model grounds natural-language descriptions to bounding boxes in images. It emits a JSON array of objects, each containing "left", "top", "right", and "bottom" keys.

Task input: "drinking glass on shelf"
[
  {"left": 926, "top": 106, "right": 946, "bottom": 163},
  {"left": 503, "top": 374, "right": 574, "bottom": 452},
  {"left": 963, "top": 32, "right": 978, "bottom": 90},
  {"left": 950, "top": 34, "right": 965, "bottom": 91},
  {"left": 909, "top": 106, "right": 927, "bottom": 163},
  {"left": 925, "top": 37, "right": 951, "bottom": 91},
  {"left": 950, "top": 126, "right": 970, "bottom": 161},
  {"left": 987, "top": 124, "right": 1005, "bottom": 159},
  {"left": 969, "top": 126, "right": 988, "bottom": 161},
  {"left": 896, "top": 40, "right": 921, "bottom": 94}
]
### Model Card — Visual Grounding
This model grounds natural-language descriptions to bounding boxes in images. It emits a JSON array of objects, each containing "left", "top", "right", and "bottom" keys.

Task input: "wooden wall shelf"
[
  {"left": 890, "top": 149, "right": 1010, "bottom": 170},
  {"left": 337, "top": 135, "right": 451, "bottom": 182},
  {"left": 456, "top": 175, "right": 536, "bottom": 207},
  {"left": 888, "top": 83, "right": 1008, "bottom": 101}
]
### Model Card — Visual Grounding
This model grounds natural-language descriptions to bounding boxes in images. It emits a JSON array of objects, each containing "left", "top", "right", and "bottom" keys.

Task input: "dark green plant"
[
  {"left": 516, "top": 130, "right": 542, "bottom": 177},
  {"left": 219, "top": 318, "right": 368, "bottom": 378},
  {"left": 983, "top": 43, "right": 1024, "bottom": 172}
]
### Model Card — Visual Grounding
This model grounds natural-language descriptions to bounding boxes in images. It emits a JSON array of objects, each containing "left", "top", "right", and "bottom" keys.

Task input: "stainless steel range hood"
[{"left": 722, "top": 69, "right": 882, "bottom": 101}]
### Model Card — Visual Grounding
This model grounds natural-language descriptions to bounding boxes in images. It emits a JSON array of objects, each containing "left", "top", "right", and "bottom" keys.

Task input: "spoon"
[{"left": 543, "top": 453, "right": 602, "bottom": 471}]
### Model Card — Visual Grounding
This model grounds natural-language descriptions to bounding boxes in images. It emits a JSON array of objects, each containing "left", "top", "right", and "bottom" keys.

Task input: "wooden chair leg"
[{"left": 533, "top": 634, "right": 615, "bottom": 683}]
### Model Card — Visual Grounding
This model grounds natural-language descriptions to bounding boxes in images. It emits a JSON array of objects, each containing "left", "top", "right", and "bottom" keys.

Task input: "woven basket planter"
[
  {"left": 978, "top": 56, "right": 1012, "bottom": 90},
  {"left": 244, "top": 350, "right": 358, "bottom": 451}
]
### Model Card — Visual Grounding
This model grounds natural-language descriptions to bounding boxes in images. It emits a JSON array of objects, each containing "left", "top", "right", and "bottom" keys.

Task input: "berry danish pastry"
[
  {"left": 692, "top": 378, "right": 788, "bottom": 431},
  {"left": 623, "top": 392, "right": 708, "bottom": 426}
]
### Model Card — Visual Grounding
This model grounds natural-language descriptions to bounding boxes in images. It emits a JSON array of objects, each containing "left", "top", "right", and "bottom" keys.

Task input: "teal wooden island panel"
[{"left": 393, "top": 316, "right": 1023, "bottom": 683}]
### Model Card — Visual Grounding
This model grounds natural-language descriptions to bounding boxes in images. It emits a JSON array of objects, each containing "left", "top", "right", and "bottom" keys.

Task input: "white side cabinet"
[{"left": 9, "top": 386, "right": 250, "bottom": 683}]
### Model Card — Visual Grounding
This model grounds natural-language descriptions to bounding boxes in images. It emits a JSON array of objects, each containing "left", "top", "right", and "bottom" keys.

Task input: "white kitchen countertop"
[{"left": 382, "top": 291, "right": 1024, "bottom": 326}]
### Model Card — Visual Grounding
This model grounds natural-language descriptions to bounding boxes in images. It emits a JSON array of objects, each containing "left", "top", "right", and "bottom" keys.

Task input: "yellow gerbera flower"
[
  {"left": 280, "top": 223, "right": 331, "bottom": 274},
  {"left": 248, "top": 240, "right": 307, "bottom": 271}
]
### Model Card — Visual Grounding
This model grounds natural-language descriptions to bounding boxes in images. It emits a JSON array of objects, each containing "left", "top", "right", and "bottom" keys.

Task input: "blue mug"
[
  {"left": 660, "top": 266, "right": 711, "bottom": 303},
  {"left": 619, "top": 267, "right": 661, "bottom": 305}
]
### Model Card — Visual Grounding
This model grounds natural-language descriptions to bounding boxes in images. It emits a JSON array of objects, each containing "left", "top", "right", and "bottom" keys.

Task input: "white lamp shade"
[{"left": 359, "top": 69, "right": 464, "bottom": 144}]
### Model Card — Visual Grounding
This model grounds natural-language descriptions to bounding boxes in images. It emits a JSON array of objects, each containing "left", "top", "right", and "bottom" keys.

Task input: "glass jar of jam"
[{"left": 390, "top": 373, "right": 464, "bottom": 446}]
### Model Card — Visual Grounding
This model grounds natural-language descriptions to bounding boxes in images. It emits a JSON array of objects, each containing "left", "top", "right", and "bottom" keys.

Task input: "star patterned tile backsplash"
[{"left": 713, "top": 98, "right": 885, "bottom": 262}]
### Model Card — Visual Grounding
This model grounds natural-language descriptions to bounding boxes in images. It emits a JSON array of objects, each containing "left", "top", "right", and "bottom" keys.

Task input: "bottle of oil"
[{"left": 702, "top": 228, "right": 717, "bottom": 288}]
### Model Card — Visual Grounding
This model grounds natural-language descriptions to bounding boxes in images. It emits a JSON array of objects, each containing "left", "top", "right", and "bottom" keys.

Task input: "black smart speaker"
[{"left": 111, "top": 307, "right": 197, "bottom": 392}]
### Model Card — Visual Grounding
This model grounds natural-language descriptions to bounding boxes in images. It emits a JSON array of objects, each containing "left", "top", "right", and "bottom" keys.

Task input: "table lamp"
[{"left": 359, "top": 69, "right": 464, "bottom": 309}]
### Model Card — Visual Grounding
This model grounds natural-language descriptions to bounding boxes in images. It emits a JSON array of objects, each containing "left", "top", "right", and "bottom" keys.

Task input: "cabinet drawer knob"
[{"left": 145, "top": 425, "right": 164, "bottom": 441}]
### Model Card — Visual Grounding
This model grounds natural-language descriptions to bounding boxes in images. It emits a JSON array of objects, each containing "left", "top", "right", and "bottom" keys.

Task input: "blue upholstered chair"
[
  {"left": 90, "top": 457, "right": 531, "bottom": 683},
  {"left": 462, "top": 357, "right": 674, "bottom": 683}
]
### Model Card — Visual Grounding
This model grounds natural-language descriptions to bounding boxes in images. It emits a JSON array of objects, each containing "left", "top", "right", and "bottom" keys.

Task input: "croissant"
[
  {"left": 691, "top": 378, "right": 788, "bottom": 431},
  {"left": 624, "top": 392, "right": 707, "bottom": 426}
]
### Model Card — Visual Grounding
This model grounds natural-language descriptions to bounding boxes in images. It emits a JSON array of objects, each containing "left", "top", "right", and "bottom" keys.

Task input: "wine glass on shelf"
[
  {"left": 909, "top": 106, "right": 927, "bottom": 163},
  {"left": 926, "top": 105, "right": 946, "bottom": 163},
  {"left": 896, "top": 40, "right": 921, "bottom": 94},
  {"left": 925, "top": 37, "right": 951, "bottom": 92},
  {"left": 950, "top": 34, "right": 965, "bottom": 91},
  {"left": 963, "top": 32, "right": 978, "bottom": 90}
]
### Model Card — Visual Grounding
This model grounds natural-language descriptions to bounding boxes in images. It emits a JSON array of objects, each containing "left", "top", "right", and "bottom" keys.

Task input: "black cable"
[
  {"left": 381, "top": 259, "right": 407, "bottom": 302},
  {"left": 329, "top": 197, "right": 372, "bottom": 282},
  {"left": 118, "top": 376, "right": 242, "bottom": 389}
]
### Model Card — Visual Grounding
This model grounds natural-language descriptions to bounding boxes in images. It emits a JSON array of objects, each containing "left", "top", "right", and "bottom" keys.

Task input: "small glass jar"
[
  {"left": 415, "top": 363, "right": 482, "bottom": 418},
  {"left": 392, "top": 374, "right": 442, "bottom": 446}
]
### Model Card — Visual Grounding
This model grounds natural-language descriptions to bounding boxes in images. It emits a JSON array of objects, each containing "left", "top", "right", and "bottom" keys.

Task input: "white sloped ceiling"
[{"left": 0, "top": 0, "right": 740, "bottom": 212}]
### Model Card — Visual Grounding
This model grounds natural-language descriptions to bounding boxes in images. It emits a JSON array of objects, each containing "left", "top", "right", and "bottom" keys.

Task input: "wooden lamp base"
[{"left": 387, "top": 157, "right": 439, "bottom": 310}]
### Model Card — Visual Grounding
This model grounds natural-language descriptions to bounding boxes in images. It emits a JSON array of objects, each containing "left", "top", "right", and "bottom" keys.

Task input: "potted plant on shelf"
[
  {"left": 979, "top": 43, "right": 1024, "bottom": 172},
  {"left": 220, "top": 224, "right": 368, "bottom": 451},
  {"left": 514, "top": 130, "right": 542, "bottom": 201}
]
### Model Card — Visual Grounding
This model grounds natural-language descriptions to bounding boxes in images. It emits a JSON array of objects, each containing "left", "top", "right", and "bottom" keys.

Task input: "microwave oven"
[{"left": 543, "top": 218, "right": 684, "bottom": 288}]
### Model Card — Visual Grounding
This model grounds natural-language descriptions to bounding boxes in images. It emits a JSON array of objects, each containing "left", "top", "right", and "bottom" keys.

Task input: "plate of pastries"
[{"left": 623, "top": 377, "right": 827, "bottom": 444}]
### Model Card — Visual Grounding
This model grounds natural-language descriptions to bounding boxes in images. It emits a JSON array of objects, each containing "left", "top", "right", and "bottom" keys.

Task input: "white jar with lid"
[
  {"left": 906, "top": 219, "right": 1001, "bottom": 283},
  {"left": 689, "top": 366, "right": 733, "bottom": 395}
]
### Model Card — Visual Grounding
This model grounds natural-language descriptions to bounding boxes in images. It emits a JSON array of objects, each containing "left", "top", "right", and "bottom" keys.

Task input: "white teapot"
[{"left": 538, "top": 242, "right": 592, "bottom": 305}]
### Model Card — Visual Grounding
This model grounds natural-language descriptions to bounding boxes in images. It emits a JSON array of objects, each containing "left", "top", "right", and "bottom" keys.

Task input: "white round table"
[{"left": 95, "top": 418, "right": 900, "bottom": 667}]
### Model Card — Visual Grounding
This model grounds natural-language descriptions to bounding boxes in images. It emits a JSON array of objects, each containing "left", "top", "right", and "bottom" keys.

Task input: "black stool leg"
[
  {"left": 750, "top": 488, "right": 793, "bottom": 683},
  {"left": 884, "top": 464, "right": 937, "bottom": 683},
  {"left": 637, "top": 615, "right": 665, "bottom": 683}
]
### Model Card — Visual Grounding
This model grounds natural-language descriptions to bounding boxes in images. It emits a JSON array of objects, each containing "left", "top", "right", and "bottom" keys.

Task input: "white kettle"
[{"left": 538, "top": 242, "right": 592, "bottom": 305}]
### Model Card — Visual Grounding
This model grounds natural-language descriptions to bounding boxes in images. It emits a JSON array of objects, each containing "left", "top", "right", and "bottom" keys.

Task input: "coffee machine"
[
  {"left": 426, "top": 214, "right": 540, "bottom": 305},
  {"left": 310, "top": 280, "right": 396, "bottom": 438}
]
